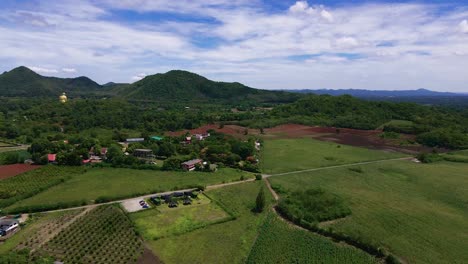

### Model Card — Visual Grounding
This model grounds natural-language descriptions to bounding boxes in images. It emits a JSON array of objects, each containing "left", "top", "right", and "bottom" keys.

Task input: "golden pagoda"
[{"left": 59, "top": 92, "right": 68, "bottom": 103}]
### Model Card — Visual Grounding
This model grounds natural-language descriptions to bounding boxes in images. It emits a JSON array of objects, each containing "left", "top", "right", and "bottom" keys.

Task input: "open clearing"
[
  {"left": 247, "top": 213, "right": 378, "bottom": 264},
  {"left": 6, "top": 167, "right": 252, "bottom": 211},
  {"left": 0, "top": 164, "right": 41, "bottom": 180},
  {"left": 147, "top": 181, "right": 274, "bottom": 264},
  {"left": 269, "top": 160, "right": 468, "bottom": 264},
  {"left": 261, "top": 138, "right": 405, "bottom": 174},
  {"left": 130, "top": 194, "right": 229, "bottom": 240}
]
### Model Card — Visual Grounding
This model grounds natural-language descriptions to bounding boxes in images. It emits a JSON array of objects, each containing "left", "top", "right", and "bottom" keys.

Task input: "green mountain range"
[
  {"left": 0, "top": 66, "right": 102, "bottom": 97},
  {"left": 0, "top": 66, "right": 299, "bottom": 103}
]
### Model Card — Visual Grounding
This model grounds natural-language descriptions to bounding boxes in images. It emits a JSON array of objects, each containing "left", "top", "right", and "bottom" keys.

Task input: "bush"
[
  {"left": 255, "top": 174, "right": 263, "bottom": 180},
  {"left": 416, "top": 153, "right": 443, "bottom": 163}
]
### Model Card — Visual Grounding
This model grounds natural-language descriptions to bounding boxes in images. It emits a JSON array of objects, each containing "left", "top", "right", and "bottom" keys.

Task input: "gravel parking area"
[{"left": 122, "top": 198, "right": 151, "bottom": 213}]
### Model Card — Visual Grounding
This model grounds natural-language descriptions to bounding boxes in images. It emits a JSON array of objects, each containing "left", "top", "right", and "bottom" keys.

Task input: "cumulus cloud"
[
  {"left": 131, "top": 73, "right": 147, "bottom": 81},
  {"left": 0, "top": 1, "right": 467, "bottom": 91},
  {"left": 29, "top": 66, "right": 58, "bottom": 74},
  {"left": 289, "top": 1, "right": 333, "bottom": 22},
  {"left": 459, "top": 20, "right": 468, "bottom": 33},
  {"left": 62, "top": 68, "right": 77, "bottom": 73}
]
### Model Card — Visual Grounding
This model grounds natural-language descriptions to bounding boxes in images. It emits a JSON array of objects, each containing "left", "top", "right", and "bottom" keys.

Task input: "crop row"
[
  {"left": 0, "top": 166, "right": 86, "bottom": 207},
  {"left": 247, "top": 214, "right": 377, "bottom": 264},
  {"left": 39, "top": 205, "right": 143, "bottom": 264}
]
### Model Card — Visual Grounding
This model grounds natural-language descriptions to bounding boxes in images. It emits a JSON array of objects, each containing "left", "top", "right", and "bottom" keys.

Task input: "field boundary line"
[{"left": 265, "top": 157, "right": 412, "bottom": 178}]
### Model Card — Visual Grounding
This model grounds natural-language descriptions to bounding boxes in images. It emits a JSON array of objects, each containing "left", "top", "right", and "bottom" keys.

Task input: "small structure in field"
[
  {"left": 0, "top": 218, "right": 19, "bottom": 237},
  {"left": 181, "top": 159, "right": 203, "bottom": 171},
  {"left": 150, "top": 136, "right": 164, "bottom": 141},
  {"left": 194, "top": 133, "right": 210, "bottom": 141},
  {"left": 133, "top": 149, "right": 154, "bottom": 159},
  {"left": 47, "top": 154, "right": 57, "bottom": 164},
  {"left": 126, "top": 138, "right": 145, "bottom": 143}
]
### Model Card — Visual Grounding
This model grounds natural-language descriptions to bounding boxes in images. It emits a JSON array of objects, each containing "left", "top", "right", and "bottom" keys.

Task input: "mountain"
[
  {"left": 288, "top": 88, "right": 465, "bottom": 97},
  {"left": 121, "top": 70, "right": 300, "bottom": 103},
  {"left": 0, "top": 66, "right": 102, "bottom": 97}
]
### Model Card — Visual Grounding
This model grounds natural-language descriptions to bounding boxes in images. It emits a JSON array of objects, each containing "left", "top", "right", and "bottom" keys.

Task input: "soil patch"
[
  {"left": 137, "top": 246, "right": 164, "bottom": 264},
  {"left": 0, "top": 164, "right": 42, "bottom": 180}
]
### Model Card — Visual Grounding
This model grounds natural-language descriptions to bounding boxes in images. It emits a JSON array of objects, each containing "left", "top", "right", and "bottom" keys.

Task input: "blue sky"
[{"left": 0, "top": 0, "right": 467, "bottom": 91}]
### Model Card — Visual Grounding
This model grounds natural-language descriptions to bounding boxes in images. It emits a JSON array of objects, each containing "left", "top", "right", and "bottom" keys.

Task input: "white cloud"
[
  {"left": 131, "top": 73, "right": 147, "bottom": 81},
  {"left": 320, "top": 9, "right": 334, "bottom": 22},
  {"left": 0, "top": 1, "right": 467, "bottom": 91},
  {"left": 29, "top": 66, "right": 58, "bottom": 74},
  {"left": 334, "top": 37, "right": 359, "bottom": 48},
  {"left": 459, "top": 19, "right": 468, "bottom": 33},
  {"left": 62, "top": 68, "right": 77, "bottom": 73}
]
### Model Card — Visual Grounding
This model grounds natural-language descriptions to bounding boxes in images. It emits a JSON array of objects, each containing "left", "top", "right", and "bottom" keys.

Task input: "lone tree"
[{"left": 255, "top": 187, "right": 265, "bottom": 213}]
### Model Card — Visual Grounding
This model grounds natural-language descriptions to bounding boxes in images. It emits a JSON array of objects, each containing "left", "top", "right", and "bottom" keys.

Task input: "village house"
[
  {"left": 133, "top": 149, "right": 154, "bottom": 159},
  {"left": 0, "top": 218, "right": 19, "bottom": 237},
  {"left": 181, "top": 159, "right": 203, "bottom": 171}
]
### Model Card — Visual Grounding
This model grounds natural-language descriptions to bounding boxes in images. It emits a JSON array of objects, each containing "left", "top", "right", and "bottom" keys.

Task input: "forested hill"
[
  {"left": 0, "top": 66, "right": 103, "bottom": 97},
  {"left": 121, "top": 70, "right": 300, "bottom": 103}
]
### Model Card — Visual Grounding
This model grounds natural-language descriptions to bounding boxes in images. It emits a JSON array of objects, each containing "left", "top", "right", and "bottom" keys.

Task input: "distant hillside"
[
  {"left": 289, "top": 88, "right": 465, "bottom": 97},
  {"left": 121, "top": 70, "right": 300, "bottom": 103},
  {"left": 0, "top": 66, "right": 103, "bottom": 97}
]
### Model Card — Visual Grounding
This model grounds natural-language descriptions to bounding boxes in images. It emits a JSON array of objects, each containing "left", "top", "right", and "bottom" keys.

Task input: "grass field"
[
  {"left": 0, "top": 150, "right": 31, "bottom": 165},
  {"left": 147, "top": 181, "right": 274, "bottom": 264},
  {"left": 37, "top": 205, "right": 143, "bottom": 264},
  {"left": 7, "top": 167, "right": 252, "bottom": 211},
  {"left": 261, "top": 138, "right": 405, "bottom": 174},
  {"left": 269, "top": 160, "right": 468, "bottom": 264},
  {"left": 0, "top": 166, "right": 85, "bottom": 208},
  {"left": 247, "top": 213, "right": 378, "bottom": 264},
  {"left": 130, "top": 194, "right": 229, "bottom": 240}
]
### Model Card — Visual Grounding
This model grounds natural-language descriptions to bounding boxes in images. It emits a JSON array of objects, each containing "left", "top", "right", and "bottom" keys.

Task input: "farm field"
[
  {"left": 0, "top": 209, "right": 84, "bottom": 254},
  {"left": 261, "top": 138, "right": 405, "bottom": 174},
  {"left": 148, "top": 181, "right": 274, "bottom": 264},
  {"left": 0, "top": 166, "right": 85, "bottom": 208},
  {"left": 36, "top": 205, "right": 144, "bottom": 264},
  {"left": 269, "top": 160, "right": 468, "bottom": 264},
  {"left": 247, "top": 214, "right": 378, "bottom": 264},
  {"left": 6, "top": 167, "right": 252, "bottom": 212},
  {"left": 130, "top": 194, "right": 229, "bottom": 240},
  {"left": 0, "top": 150, "right": 31, "bottom": 165},
  {"left": 0, "top": 164, "right": 41, "bottom": 180}
]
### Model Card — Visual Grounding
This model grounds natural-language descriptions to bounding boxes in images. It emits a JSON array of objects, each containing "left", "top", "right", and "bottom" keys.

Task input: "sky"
[{"left": 0, "top": 0, "right": 468, "bottom": 91}]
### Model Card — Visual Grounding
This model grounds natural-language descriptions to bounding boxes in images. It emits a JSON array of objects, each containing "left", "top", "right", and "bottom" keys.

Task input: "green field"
[
  {"left": 7, "top": 167, "right": 252, "bottom": 212},
  {"left": 0, "top": 209, "right": 83, "bottom": 254},
  {"left": 269, "top": 160, "right": 468, "bottom": 264},
  {"left": 130, "top": 194, "right": 229, "bottom": 240},
  {"left": 0, "top": 150, "right": 31, "bottom": 164},
  {"left": 261, "top": 138, "right": 405, "bottom": 174},
  {"left": 37, "top": 205, "right": 143, "bottom": 264},
  {"left": 147, "top": 181, "right": 274, "bottom": 264},
  {"left": 247, "top": 214, "right": 377, "bottom": 264},
  {"left": 0, "top": 166, "right": 86, "bottom": 208}
]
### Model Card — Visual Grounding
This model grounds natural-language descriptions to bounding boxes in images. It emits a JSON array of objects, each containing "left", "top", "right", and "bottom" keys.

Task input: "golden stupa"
[{"left": 59, "top": 92, "right": 68, "bottom": 103}]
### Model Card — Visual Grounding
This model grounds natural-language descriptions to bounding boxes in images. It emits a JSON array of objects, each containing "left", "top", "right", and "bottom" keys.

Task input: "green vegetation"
[
  {"left": 277, "top": 188, "right": 351, "bottom": 224},
  {"left": 247, "top": 214, "right": 377, "bottom": 264},
  {"left": 38, "top": 205, "right": 143, "bottom": 264},
  {"left": 0, "top": 210, "right": 84, "bottom": 254},
  {"left": 380, "top": 120, "right": 416, "bottom": 134},
  {"left": 0, "top": 166, "right": 86, "bottom": 208},
  {"left": 0, "top": 66, "right": 102, "bottom": 97},
  {"left": 269, "top": 160, "right": 468, "bottom": 264},
  {"left": 6, "top": 167, "right": 252, "bottom": 213},
  {"left": 131, "top": 194, "right": 229, "bottom": 240},
  {"left": 147, "top": 181, "right": 273, "bottom": 264},
  {"left": 123, "top": 70, "right": 299, "bottom": 103},
  {"left": 0, "top": 150, "right": 30, "bottom": 165},
  {"left": 254, "top": 187, "right": 265, "bottom": 213},
  {"left": 261, "top": 138, "right": 404, "bottom": 174}
]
